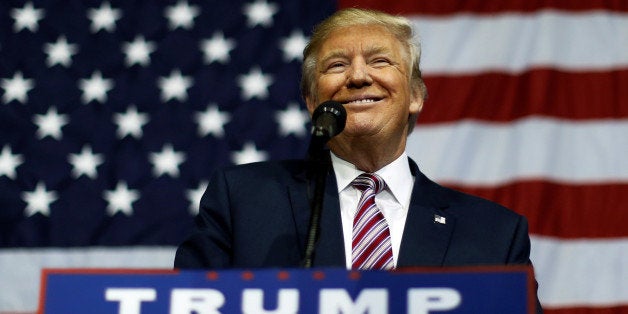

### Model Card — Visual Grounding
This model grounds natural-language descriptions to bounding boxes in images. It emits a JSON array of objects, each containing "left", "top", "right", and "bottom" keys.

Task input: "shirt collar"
[{"left": 330, "top": 151, "right": 413, "bottom": 202}]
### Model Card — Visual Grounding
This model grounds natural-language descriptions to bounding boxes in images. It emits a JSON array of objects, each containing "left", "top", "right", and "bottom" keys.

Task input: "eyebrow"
[
  {"left": 319, "top": 45, "right": 392, "bottom": 66},
  {"left": 319, "top": 50, "right": 346, "bottom": 65},
  {"left": 364, "top": 45, "right": 390, "bottom": 56}
]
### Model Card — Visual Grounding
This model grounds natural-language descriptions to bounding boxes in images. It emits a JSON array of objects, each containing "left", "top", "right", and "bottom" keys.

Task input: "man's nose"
[{"left": 347, "top": 60, "right": 373, "bottom": 88}]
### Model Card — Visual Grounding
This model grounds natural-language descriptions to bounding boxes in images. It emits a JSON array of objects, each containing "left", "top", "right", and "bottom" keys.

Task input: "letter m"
[{"left": 319, "top": 289, "right": 387, "bottom": 313}]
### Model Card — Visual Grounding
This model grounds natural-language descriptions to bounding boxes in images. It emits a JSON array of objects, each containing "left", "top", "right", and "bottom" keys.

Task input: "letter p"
[{"left": 408, "top": 288, "right": 461, "bottom": 314}]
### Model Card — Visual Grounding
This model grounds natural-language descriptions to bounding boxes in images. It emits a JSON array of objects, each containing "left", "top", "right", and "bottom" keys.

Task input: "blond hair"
[
  {"left": 300, "top": 8, "right": 427, "bottom": 131},
  {"left": 301, "top": 8, "right": 427, "bottom": 98}
]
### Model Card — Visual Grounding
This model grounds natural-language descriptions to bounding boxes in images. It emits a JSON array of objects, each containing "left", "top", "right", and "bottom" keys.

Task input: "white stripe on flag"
[
  {"left": 412, "top": 10, "right": 628, "bottom": 74},
  {"left": 0, "top": 247, "right": 176, "bottom": 312},
  {"left": 408, "top": 117, "right": 628, "bottom": 186},
  {"left": 531, "top": 235, "right": 628, "bottom": 308}
]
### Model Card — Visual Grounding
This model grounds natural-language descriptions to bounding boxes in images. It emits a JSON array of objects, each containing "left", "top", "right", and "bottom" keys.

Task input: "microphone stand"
[
  {"left": 301, "top": 101, "right": 345, "bottom": 268},
  {"left": 302, "top": 130, "right": 331, "bottom": 268}
]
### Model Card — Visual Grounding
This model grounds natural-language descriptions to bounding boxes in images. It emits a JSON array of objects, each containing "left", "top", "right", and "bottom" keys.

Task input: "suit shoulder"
[
  {"left": 421, "top": 174, "right": 522, "bottom": 222},
  {"left": 216, "top": 159, "right": 306, "bottom": 182}
]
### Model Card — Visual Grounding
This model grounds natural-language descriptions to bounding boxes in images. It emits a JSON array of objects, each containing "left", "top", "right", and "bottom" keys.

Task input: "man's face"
[{"left": 306, "top": 24, "right": 423, "bottom": 141}]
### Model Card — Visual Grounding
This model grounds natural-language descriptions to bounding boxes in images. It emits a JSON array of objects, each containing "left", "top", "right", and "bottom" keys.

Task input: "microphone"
[
  {"left": 311, "top": 100, "right": 346, "bottom": 140},
  {"left": 308, "top": 101, "right": 346, "bottom": 158},
  {"left": 302, "top": 101, "right": 346, "bottom": 268}
]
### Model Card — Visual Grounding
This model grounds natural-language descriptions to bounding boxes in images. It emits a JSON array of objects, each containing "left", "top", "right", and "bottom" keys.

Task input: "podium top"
[{"left": 40, "top": 266, "right": 536, "bottom": 314}]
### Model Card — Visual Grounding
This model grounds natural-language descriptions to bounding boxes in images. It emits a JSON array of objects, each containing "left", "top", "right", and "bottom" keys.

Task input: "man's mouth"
[{"left": 342, "top": 97, "right": 382, "bottom": 105}]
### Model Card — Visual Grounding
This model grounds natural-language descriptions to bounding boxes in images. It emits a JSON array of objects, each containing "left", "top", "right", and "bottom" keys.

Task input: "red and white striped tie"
[{"left": 351, "top": 173, "right": 394, "bottom": 270}]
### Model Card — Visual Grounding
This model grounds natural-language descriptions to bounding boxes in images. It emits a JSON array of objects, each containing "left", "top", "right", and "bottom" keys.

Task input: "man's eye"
[
  {"left": 326, "top": 62, "right": 346, "bottom": 71},
  {"left": 372, "top": 58, "right": 391, "bottom": 66}
]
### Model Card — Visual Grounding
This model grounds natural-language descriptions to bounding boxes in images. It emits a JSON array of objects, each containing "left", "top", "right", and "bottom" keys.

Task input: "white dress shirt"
[{"left": 330, "top": 152, "right": 415, "bottom": 269}]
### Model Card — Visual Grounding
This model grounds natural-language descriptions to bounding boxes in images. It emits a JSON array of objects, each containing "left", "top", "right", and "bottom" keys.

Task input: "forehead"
[{"left": 317, "top": 24, "right": 404, "bottom": 58}]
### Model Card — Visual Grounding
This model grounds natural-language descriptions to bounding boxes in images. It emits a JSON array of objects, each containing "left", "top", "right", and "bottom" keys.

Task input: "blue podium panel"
[{"left": 39, "top": 267, "right": 534, "bottom": 314}]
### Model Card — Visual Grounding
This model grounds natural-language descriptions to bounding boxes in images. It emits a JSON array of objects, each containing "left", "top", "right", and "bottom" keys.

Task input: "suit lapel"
[
  {"left": 287, "top": 173, "right": 310, "bottom": 260},
  {"left": 397, "top": 159, "right": 456, "bottom": 267},
  {"left": 289, "top": 157, "right": 456, "bottom": 268},
  {"left": 288, "top": 160, "right": 345, "bottom": 267},
  {"left": 314, "top": 171, "right": 345, "bottom": 266}
]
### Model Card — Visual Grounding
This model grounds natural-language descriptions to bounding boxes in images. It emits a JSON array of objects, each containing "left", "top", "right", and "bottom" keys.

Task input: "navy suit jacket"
[
  {"left": 175, "top": 157, "right": 542, "bottom": 312},
  {"left": 175, "top": 157, "right": 533, "bottom": 269}
]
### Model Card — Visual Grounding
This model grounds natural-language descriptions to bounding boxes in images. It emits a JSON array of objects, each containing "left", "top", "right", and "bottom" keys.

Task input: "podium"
[{"left": 39, "top": 266, "right": 535, "bottom": 313}]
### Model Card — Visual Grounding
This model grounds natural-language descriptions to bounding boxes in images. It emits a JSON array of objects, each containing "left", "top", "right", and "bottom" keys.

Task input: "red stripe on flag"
[
  {"left": 418, "top": 69, "right": 628, "bottom": 123},
  {"left": 338, "top": 0, "right": 628, "bottom": 14},
  {"left": 445, "top": 181, "right": 628, "bottom": 238},
  {"left": 545, "top": 305, "right": 628, "bottom": 314}
]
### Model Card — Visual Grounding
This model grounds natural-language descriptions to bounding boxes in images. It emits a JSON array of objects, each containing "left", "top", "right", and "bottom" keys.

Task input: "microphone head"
[{"left": 312, "top": 100, "right": 346, "bottom": 137}]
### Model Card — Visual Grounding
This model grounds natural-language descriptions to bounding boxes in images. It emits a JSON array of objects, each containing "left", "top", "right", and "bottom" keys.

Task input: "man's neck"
[{"left": 328, "top": 136, "right": 407, "bottom": 173}]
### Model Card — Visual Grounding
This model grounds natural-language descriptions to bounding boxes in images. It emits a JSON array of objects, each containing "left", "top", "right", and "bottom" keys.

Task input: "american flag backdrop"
[{"left": 0, "top": 0, "right": 626, "bottom": 313}]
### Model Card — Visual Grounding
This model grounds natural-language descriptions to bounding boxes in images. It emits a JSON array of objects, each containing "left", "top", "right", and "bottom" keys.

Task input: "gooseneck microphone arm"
[{"left": 302, "top": 101, "right": 346, "bottom": 268}]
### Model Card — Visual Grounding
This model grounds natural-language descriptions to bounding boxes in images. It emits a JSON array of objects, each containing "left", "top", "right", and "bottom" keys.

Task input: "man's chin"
[{"left": 334, "top": 126, "right": 380, "bottom": 141}]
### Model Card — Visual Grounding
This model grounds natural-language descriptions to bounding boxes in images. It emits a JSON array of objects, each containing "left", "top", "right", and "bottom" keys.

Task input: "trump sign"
[{"left": 39, "top": 267, "right": 534, "bottom": 313}]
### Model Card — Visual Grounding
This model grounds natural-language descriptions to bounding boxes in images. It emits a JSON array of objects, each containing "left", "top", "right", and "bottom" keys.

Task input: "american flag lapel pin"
[{"left": 434, "top": 215, "right": 446, "bottom": 224}]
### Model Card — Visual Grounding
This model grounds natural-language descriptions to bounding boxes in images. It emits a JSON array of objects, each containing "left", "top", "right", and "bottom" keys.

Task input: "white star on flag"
[
  {"left": 68, "top": 145, "right": 104, "bottom": 179},
  {"left": 0, "top": 145, "right": 24, "bottom": 179},
  {"left": 22, "top": 182, "right": 58, "bottom": 217},
  {"left": 113, "top": 105, "right": 149, "bottom": 139},
  {"left": 186, "top": 180, "right": 208, "bottom": 214},
  {"left": 149, "top": 144, "right": 186, "bottom": 177},
  {"left": 237, "top": 67, "right": 273, "bottom": 100},
  {"left": 78, "top": 71, "right": 114, "bottom": 104},
  {"left": 1, "top": 72, "right": 35, "bottom": 104},
  {"left": 87, "top": 2, "right": 122, "bottom": 33},
  {"left": 243, "top": 0, "right": 279, "bottom": 28},
  {"left": 43, "top": 36, "right": 79, "bottom": 68},
  {"left": 200, "top": 32, "right": 236, "bottom": 64},
  {"left": 103, "top": 182, "right": 140, "bottom": 216},
  {"left": 195, "top": 105, "right": 231, "bottom": 138},
  {"left": 158, "top": 70, "right": 193, "bottom": 102},
  {"left": 165, "top": 0, "right": 200, "bottom": 30},
  {"left": 231, "top": 142, "right": 268, "bottom": 165},
  {"left": 10, "top": 2, "right": 44, "bottom": 32},
  {"left": 33, "top": 107, "right": 69, "bottom": 140},
  {"left": 122, "top": 36, "right": 156, "bottom": 67},
  {"left": 280, "top": 30, "right": 308, "bottom": 62},
  {"left": 275, "top": 102, "right": 309, "bottom": 137}
]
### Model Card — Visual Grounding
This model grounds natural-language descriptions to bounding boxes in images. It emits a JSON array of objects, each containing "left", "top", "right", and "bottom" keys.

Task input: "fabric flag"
[
  {"left": 339, "top": 1, "right": 628, "bottom": 313},
  {"left": 0, "top": 0, "right": 334, "bottom": 311},
  {"left": 0, "top": 0, "right": 626, "bottom": 313}
]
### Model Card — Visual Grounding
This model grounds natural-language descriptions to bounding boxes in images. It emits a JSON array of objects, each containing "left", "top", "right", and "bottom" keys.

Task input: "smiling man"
[
  {"left": 175, "top": 10, "right": 541, "bottom": 312},
  {"left": 306, "top": 24, "right": 422, "bottom": 173}
]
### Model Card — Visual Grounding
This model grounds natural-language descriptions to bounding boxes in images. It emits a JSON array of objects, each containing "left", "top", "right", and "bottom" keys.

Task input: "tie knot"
[{"left": 352, "top": 173, "right": 386, "bottom": 194}]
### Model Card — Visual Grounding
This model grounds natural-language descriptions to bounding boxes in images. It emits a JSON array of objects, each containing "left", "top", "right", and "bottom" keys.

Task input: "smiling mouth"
[{"left": 343, "top": 97, "right": 382, "bottom": 105}]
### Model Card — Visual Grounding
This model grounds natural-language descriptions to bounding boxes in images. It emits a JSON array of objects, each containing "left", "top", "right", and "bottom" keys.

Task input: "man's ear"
[
  {"left": 305, "top": 96, "right": 317, "bottom": 115},
  {"left": 409, "top": 95, "right": 424, "bottom": 115}
]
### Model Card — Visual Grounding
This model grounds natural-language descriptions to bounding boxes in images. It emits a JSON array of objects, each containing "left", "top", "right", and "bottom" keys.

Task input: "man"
[{"left": 175, "top": 9, "right": 541, "bottom": 311}]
